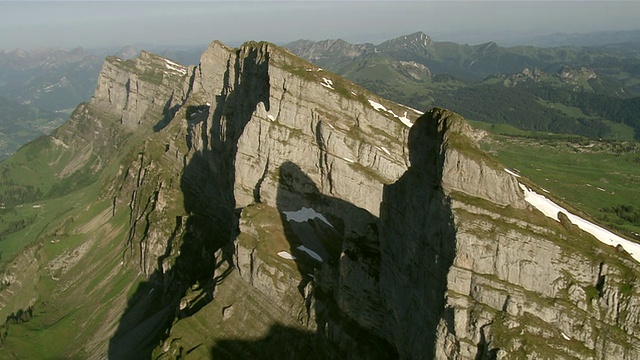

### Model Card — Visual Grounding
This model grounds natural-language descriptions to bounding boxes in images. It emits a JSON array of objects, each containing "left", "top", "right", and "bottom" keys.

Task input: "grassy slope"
[
  {"left": 0, "top": 130, "right": 154, "bottom": 358},
  {"left": 475, "top": 123, "right": 640, "bottom": 239}
]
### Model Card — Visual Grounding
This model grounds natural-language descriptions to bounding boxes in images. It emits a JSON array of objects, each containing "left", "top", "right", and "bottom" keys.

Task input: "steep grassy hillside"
[{"left": 0, "top": 49, "right": 189, "bottom": 357}]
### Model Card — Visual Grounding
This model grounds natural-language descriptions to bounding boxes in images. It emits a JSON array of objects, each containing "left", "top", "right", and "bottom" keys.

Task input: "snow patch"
[
  {"left": 277, "top": 251, "right": 296, "bottom": 260},
  {"left": 561, "top": 332, "right": 571, "bottom": 341},
  {"left": 341, "top": 157, "right": 355, "bottom": 163},
  {"left": 597, "top": 187, "right": 606, "bottom": 192},
  {"left": 504, "top": 168, "right": 521, "bottom": 178},
  {"left": 398, "top": 111, "right": 413, "bottom": 127},
  {"left": 267, "top": 114, "right": 275, "bottom": 122},
  {"left": 164, "top": 59, "right": 187, "bottom": 75},
  {"left": 283, "top": 207, "right": 333, "bottom": 228},
  {"left": 519, "top": 184, "right": 640, "bottom": 263},
  {"left": 164, "top": 58, "right": 182, "bottom": 68},
  {"left": 297, "top": 245, "right": 323, "bottom": 262},
  {"left": 320, "top": 77, "right": 334, "bottom": 90},
  {"left": 379, "top": 146, "right": 391, "bottom": 156},
  {"left": 368, "top": 99, "right": 387, "bottom": 112},
  {"left": 368, "top": 100, "right": 413, "bottom": 127}
]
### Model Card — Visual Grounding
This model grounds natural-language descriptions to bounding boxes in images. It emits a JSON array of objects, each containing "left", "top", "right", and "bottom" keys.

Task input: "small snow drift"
[
  {"left": 398, "top": 112, "right": 413, "bottom": 127},
  {"left": 504, "top": 168, "right": 521, "bottom": 178},
  {"left": 368, "top": 99, "right": 387, "bottom": 112},
  {"left": 277, "top": 251, "right": 296, "bottom": 260},
  {"left": 320, "top": 77, "right": 334, "bottom": 89},
  {"left": 164, "top": 59, "right": 187, "bottom": 75},
  {"left": 368, "top": 99, "right": 414, "bottom": 127}
]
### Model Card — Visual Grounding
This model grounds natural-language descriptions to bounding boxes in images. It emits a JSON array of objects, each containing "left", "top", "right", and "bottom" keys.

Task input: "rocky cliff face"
[
  {"left": 1, "top": 40, "right": 639, "bottom": 359},
  {"left": 148, "top": 41, "right": 640, "bottom": 359},
  {"left": 92, "top": 50, "right": 188, "bottom": 130}
]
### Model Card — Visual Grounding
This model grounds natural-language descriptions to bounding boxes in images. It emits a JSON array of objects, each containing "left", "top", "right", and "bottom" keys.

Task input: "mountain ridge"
[
  {"left": 2, "top": 31, "right": 640, "bottom": 162},
  {"left": 0, "top": 40, "right": 639, "bottom": 359}
]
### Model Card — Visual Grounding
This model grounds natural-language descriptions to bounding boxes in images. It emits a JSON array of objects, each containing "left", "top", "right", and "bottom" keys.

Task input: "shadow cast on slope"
[
  {"left": 210, "top": 109, "right": 457, "bottom": 358},
  {"left": 108, "top": 46, "right": 271, "bottom": 359},
  {"left": 211, "top": 161, "right": 395, "bottom": 359},
  {"left": 378, "top": 109, "right": 457, "bottom": 359}
]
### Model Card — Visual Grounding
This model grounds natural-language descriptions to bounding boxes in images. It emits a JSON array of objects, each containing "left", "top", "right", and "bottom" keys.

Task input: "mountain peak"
[
  {"left": 3, "top": 37, "right": 640, "bottom": 360},
  {"left": 379, "top": 31, "right": 433, "bottom": 51},
  {"left": 409, "top": 31, "right": 430, "bottom": 40}
]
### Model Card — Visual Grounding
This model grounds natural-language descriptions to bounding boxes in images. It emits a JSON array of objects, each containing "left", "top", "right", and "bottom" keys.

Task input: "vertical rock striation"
[
  {"left": 148, "top": 41, "right": 640, "bottom": 358},
  {"left": 108, "top": 41, "right": 638, "bottom": 359}
]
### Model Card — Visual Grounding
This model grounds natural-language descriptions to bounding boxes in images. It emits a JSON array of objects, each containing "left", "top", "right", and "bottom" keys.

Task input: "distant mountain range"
[
  {"left": 0, "top": 47, "right": 102, "bottom": 112},
  {"left": 1, "top": 29, "right": 640, "bottom": 160},
  {"left": 285, "top": 31, "right": 640, "bottom": 140}
]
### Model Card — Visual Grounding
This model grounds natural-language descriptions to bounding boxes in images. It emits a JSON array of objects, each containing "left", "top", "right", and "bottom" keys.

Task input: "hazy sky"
[{"left": 1, "top": 1, "right": 639, "bottom": 49}]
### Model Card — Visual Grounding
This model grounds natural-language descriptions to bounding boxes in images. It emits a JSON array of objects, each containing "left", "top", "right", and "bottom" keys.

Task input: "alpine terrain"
[
  {"left": 0, "top": 40, "right": 639, "bottom": 359},
  {"left": 286, "top": 32, "right": 640, "bottom": 141}
]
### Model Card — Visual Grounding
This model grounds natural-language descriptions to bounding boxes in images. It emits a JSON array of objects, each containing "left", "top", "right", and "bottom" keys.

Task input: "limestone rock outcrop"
[
  {"left": 1, "top": 40, "right": 638, "bottom": 360},
  {"left": 92, "top": 51, "right": 187, "bottom": 130},
  {"left": 143, "top": 41, "right": 640, "bottom": 359}
]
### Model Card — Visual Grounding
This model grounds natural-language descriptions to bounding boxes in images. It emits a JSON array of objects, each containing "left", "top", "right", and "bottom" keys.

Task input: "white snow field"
[
  {"left": 519, "top": 184, "right": 640, "bottom": 263},
  {"left": 367, "top": 100, "right": 414, "bottom": 127}
]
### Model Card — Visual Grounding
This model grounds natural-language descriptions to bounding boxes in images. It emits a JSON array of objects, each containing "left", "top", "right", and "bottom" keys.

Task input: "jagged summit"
[
  {"left": 379, "top": 31, "right": 434, "bottom": 50},
  {"left": 1, "top": 39, "right": 639, "bottom": 359}
]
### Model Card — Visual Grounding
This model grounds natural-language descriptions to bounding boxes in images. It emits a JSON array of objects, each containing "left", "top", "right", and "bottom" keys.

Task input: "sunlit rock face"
[{"left": 2, "top": 40, "right": 639, "bottom": 360}]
